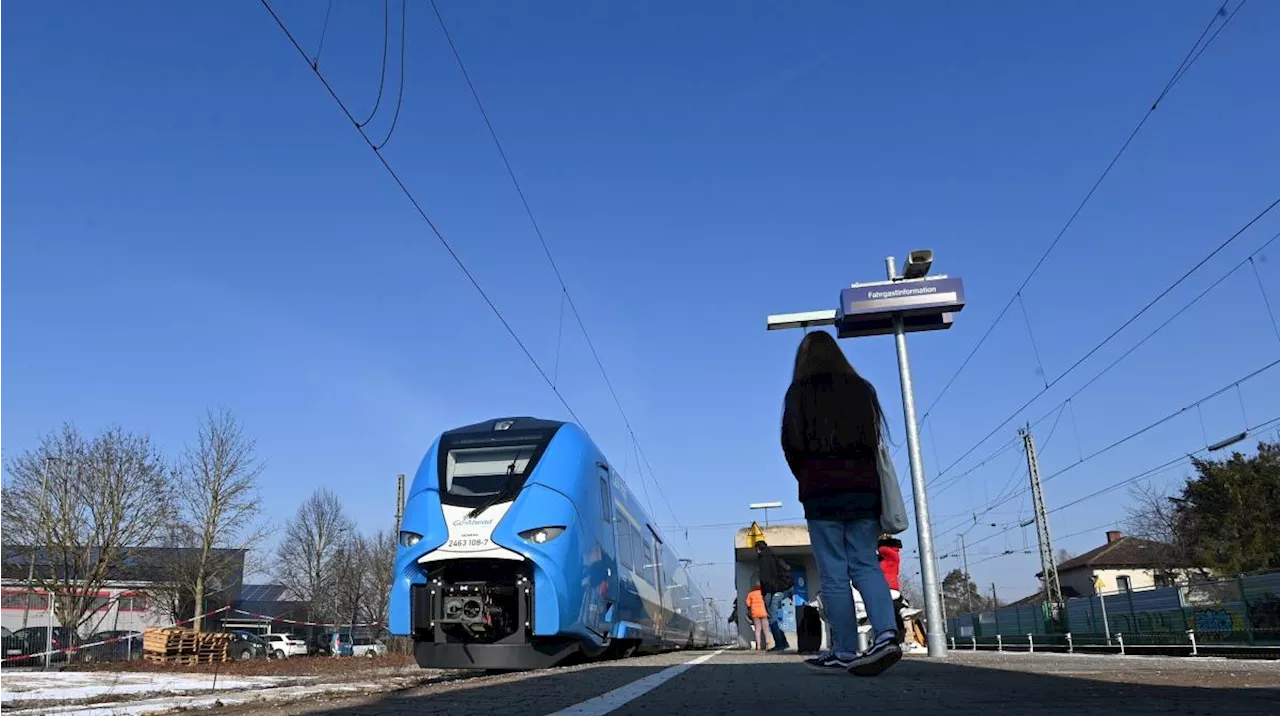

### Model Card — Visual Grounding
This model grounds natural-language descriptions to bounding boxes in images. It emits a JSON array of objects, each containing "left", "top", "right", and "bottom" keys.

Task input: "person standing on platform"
[
  {"left": 754, "top": 540, "right": 793, "bottom": 652},
  {"left": 746, "top": 582, "right": 771, "bottom": 651},
  {"left": 781, "top": 330, "right": 907, "bottom": 677},
  {"left": 879, "top": 534, "right": 908, "bottom": 642}
]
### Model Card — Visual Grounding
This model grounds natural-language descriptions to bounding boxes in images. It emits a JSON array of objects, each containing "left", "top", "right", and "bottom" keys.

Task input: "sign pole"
[{"left": 886, "top": 256, "right": 947, "bottom": 658}]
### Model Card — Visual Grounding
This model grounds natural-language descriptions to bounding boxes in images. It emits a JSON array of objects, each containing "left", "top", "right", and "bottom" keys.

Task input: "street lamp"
[
  {"left": 22, "top": 456, "right": 58, "bottom": 634},
  {"left": 749, "top": 501, "right": 783, "bottom": 529}
]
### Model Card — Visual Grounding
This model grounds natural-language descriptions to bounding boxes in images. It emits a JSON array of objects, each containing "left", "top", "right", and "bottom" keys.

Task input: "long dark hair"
[{"left": 782, "top": 331, "right": 888, "bottom": 455}]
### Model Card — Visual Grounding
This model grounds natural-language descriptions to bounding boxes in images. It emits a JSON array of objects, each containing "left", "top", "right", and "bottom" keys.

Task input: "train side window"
[
  {"left": 617, "top": 520, "right": 633, "bottom": 571},
  {"left": 598, "top": 472, "right": 612, "bottom": 523},
  {"left": 645, "top": 539, "right": 656, "bottom": 586},
  {"left": 632, "top": 527, "right": 646, "bottom": 578}
]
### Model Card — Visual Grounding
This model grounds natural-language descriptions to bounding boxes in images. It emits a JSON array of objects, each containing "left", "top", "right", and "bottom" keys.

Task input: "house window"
[
  {"left": 55, "top": 591, "right": 110, "bottom": 611},
  {"left": 1, "top": 590, "right": 50, "bottom": 611},
  {"left": 118, "top": 592, "right": 148, "bottom": 612},
  {"left": 1116, "top": 575, "right": 1132, "bottom": 592}
]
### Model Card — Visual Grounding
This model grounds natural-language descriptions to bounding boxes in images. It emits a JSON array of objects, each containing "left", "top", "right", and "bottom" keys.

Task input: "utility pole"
[
  {"left": 991, "top": 582, "right": 998, "bottom": 608},
  {"left": 395, "top": 474, "right": 405, "bottom": 532},
  {"left": 959, "top": 533, "right": 973, "bottom": 613},
  {"left": 1021, "top": 426, "right": 1064, "bottom": 623}
]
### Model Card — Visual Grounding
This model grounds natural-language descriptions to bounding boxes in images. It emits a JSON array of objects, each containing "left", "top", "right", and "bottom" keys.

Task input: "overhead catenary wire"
[
  {"left": 930, "top": 206, "right": 1280, "bottom": 488},
  {"left": 358, "top": 0, "right": 391, "bottom": 128},
  {"left": 930, "top": 230, "right": 1278, "bottom": 497},
  {"left": 933, "top": 404, "right": 1061, "bottom": 499},
  {"left": 374, "top": 0, "right": 408, "bottom": 151},
  {"left": 952, "top": 402, "right": 1071, "bottom": 540},
  {"left": 1002, "top": 230, "right": 1278, "bottom": 469},
  {"left": 428, "top": 0, "right": 689, "bottom": 538},
  {"left": 311, "top": 0, "right": 334, "bottom": 68},
  {"left": 259, "top": 0, "right": 582, "bottom": 427},
  {"left": 1250, "top": 256, "right": 1280, "bottom": 344},
  {"left": 963, "top": 457, "right": 1207, "bottom": 556},
  {"left": 949, "top": 409, "right": 1280, "bottom": 553},
  {"left": 934, "top": 360, "right": 1280, "bottom": 543},
  {"left": 965, "top": 520, "right": 1123, "bottom": 569},
  {"left": 1017, "top": 293, "right": 1050, "bottom": 388},
  {"left": 917, "top": 1, "right": 1247, "bottom": 423}
]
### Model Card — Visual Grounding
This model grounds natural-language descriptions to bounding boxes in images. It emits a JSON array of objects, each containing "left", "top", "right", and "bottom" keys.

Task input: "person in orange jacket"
[
  {"left": 879, "top": 534, "right": 908, "bottom": 643},
  {"left": 877, "top": 535, "right": 902, "bottom": 591},
  {"left": 746, "top": 582, "right": 770, "bottom": 651}
]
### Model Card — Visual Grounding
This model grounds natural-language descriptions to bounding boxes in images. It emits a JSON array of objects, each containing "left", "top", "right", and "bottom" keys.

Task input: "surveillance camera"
[{"left": 902, "top": 249, "right": 933, "bottom": 279}]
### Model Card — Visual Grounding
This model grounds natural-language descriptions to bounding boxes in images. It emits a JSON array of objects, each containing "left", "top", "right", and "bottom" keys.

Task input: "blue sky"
[{"left": 4, "top": 1, "right": 1279, "bottom": 609}]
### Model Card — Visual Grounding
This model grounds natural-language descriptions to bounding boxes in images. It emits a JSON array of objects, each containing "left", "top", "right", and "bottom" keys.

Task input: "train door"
[
  {"left": 593, "top": 465, "right": 620, "bottom": 635},
  {"left": 648, "top": 533, "right": 665, "bottom": 639}
]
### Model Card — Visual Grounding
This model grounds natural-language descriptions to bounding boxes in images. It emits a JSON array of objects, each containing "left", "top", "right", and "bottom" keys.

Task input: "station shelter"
[{"left": 733, "top": 521, "right": 828, "bottom": 653}]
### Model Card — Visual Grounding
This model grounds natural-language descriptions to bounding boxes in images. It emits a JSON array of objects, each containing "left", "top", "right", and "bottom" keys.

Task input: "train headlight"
[
  {"left": 518, "top": 526, "right": 566, "bottom": 544},
  {"left": 399, "top": 531, "right": 423, "bottom": 547}
]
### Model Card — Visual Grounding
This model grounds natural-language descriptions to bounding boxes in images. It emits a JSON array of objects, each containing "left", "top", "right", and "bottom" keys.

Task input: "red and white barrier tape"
[
  {"left": 1, "top": 605, "right": 233, "bottom": 664},
  {"left": 228, "top": 608, "right": 384, "bottom": 629}
]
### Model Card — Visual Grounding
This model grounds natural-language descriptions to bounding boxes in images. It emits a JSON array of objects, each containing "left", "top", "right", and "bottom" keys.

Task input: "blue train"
[{"left": 389, "top": 417, "right": 727, "bottom": 670}]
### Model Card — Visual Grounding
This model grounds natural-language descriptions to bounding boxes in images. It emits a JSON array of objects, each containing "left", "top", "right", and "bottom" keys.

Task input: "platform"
[{"left": 208, "top": 648, "right": 1279, "bottom": 716}]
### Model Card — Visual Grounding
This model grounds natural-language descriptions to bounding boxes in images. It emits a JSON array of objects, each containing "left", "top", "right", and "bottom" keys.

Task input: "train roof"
[{"left": 442, "top": 417, "right": 566, "bottom": 437}]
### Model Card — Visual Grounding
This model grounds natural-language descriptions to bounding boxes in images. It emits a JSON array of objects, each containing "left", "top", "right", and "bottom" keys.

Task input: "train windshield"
[
  {"left": 444, "top": 444, "right": 537, "bottom": 498},
  {"left": 436, "top": 419, "right": 561, "bottom": 507}
]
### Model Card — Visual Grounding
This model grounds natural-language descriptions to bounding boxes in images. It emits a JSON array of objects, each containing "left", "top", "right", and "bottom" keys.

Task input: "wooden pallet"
[
  {"left": 144, "top": 652, "right": 229, "bottom": 665},
  {"left": 143, "top": 627, "right": 233, "bottom": 661},
  {"left": 144, "top": 653, "right": 200, "bottom": 665}
]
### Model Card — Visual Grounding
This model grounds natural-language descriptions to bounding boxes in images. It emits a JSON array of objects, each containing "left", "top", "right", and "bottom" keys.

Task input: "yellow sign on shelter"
[{"left": 746, "top": 521, "right": 766, "bottom": 548}]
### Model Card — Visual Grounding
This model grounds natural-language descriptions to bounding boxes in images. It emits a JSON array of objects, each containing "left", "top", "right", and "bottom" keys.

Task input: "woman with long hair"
[{"left": 781, "top": 330, "right": 903, "bottom": 676}]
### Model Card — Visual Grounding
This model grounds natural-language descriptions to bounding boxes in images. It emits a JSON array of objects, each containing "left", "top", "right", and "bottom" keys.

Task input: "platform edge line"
[{"left": 543, "top": 649, "right": 728, "bottom": 716}]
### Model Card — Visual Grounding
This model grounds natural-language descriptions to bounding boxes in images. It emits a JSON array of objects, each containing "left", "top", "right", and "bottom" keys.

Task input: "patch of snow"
[
  {"left": 7, "top": 675, "right": 430, "bottom": 716},
  {"left": 1, "top": 671, "right": 302, "bottom": 705}
]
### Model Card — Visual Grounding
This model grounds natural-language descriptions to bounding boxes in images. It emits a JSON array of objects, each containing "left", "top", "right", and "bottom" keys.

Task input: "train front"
[{"left": 388, "top": 417, "right": 597, "bottom": 670}]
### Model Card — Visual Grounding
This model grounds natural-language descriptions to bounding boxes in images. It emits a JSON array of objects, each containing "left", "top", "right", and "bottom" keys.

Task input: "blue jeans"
[
  {"left": 764, "top": 589, "right": 791, "bottom": 648},
  {"left": 808, "top": 517, "right": 896, "bottom": 656}
]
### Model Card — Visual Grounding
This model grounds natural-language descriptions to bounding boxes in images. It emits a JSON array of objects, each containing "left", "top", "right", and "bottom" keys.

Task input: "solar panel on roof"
[{"left": 240, "top": 584, "right": 287, "bottom": 602}]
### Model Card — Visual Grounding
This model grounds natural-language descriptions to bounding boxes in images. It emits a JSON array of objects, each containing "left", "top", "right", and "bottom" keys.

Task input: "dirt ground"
[{"left": 64, "top": 653, "right": 421, "bottom": 678}]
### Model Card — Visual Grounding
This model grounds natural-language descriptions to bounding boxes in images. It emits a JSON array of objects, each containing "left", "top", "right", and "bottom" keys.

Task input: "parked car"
[
  {"left": 327, "top": 632, "right": 354, "bottom": 657},
  {"left": 2, "top": 627, "right": 27, "bottom": 662},
  {"left": 350, "top": 635, "right": 387, "bottom": 658},
  {"left": 307, "top": 634, "right": 333, "bottom": 657},
  {"left": 79, "top": 631, "right": 143, "bottom": 662},
  {"left": 262, "top": 633, "right": 307, "bottom": 659},
  {"left": 227, "top": 631, "right": 269, "bottom": 661},
  {"left": 12, "top": 626, "right": 78, "bottom": 665}
]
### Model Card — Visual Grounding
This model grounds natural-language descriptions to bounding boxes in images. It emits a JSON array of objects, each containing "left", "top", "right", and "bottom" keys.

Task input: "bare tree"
[
  {"left": 360, "top": 529, "right": 396, "bottom": 627},
  {"left": 276, "top": 488, "right": 353, "bottom": 619},
  {"left": 1, "top": 425, "right": 173, "bottom": 635},
  {"left": 326, "top": 529, "right": 396, "bottom": 632},
  {"left": 173, "top": 408, "right": 269, "bottom": 631},
  {"left": 899, "top": 573, "right": 925, "bottom": 607},
  {"left": 147, "top": 523, "right": 203, "bottom": 625},
  {"left": 331, "top": 534, "right": 369, "bottom": 630},
  {"left": 1124, "top": 481, "right": 1179, "bottom": 546}
]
